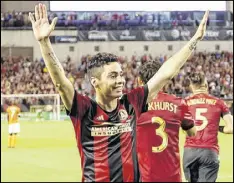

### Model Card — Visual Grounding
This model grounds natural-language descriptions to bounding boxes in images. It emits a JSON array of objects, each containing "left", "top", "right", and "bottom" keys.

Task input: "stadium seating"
[
  {"left": 1, "top": 51, "right": 233, "bottom": 100},
  {"left": 1, "top": 10, "right": 233, "bottom": 30}
]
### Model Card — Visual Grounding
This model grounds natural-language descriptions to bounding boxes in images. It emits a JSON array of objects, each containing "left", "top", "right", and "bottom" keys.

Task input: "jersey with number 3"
[
  {"left": 136, "top": 92, "right": 195, "bottom": 181},
  {"left": 184, "top": 93, "right": 230, "bottom": 154}
]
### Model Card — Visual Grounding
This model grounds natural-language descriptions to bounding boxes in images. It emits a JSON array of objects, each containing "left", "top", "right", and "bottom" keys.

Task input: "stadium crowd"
[
  {"left": 2, "top": 10, "right": 232, "bottom": 29},
  {"left": 1, "top": 51, "right": 233, "bottom": 100},
  {"left": 0, "top": 11, "right": 193, "bottom": 28}
]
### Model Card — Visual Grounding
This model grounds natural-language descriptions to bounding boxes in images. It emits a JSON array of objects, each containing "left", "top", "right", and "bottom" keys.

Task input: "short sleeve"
[
  {"left": 127, "top": 84, "right": 149, "bottom": 117},
  {"left": 219, "top": 99, "right": 230, "bottom": 117},
  {"left": 180, "top": 99, "right": 195, "bottom": 131},
  {"left": 66, "top": 90, "right": 91, "bottom": 120}
]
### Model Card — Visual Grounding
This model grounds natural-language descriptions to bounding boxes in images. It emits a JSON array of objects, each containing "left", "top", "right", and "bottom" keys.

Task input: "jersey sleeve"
[
  {"left": 66, "top": 90, "right": 91, "bottom": 120},
  {"left": 180, "top": 99, "right": 195, "bottom": 131},
  {"left": 127, "top": 84, "right": 149, "bottom": 117},
  {"left": 218, "top": 99, "right": 231, "bottom": 117}
]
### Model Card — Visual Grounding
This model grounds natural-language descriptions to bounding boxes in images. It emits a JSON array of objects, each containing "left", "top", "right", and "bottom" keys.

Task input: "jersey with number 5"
[
  {"left": 136, "top": 92, "right": 195, "bottom": 181},
  {"left": 184, "top": 93, "right": 230, "bottom": 154}
]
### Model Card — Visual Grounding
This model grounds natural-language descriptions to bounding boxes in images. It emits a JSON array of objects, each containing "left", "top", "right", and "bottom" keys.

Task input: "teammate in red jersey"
[
  {"left": 136, "top": 60, "right": 197, "bottom": 182},
  {"left": 183, "top": 72, "right": 233, "bottom": 182},
  {"left": 29, "top": 3, "right": 209, "bottom": 181}
]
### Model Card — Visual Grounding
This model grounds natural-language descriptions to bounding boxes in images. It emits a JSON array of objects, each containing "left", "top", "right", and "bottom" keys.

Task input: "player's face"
[{"left": 96, "top": 62, "right": 125, "bottom": 98}]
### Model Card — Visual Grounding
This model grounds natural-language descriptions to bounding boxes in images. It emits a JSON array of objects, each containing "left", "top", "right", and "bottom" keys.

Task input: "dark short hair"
[
  {"left": 189, "top": 72, "right": 206, "bottom": 86},
  {"left": 138, "top": 60, "right": 162, "bottom": 84},
  {"left": 86, "top": 52, "right": 119, "bottom": 79}
]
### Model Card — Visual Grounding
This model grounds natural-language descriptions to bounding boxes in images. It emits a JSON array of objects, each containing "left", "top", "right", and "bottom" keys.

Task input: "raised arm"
[
  {"left": 146, "top": 11, "right": 209, "bottom": 103},
  {"left": 29, "top": 3, "right": 74, "bottom": 111}
]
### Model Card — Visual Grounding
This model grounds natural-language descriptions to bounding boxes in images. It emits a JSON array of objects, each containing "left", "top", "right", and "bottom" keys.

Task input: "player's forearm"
[
  {"left": 146, "top": 36, "right": 198, "bottom": 102},
  {"left": 158, "top": 36, "right": 198, "bottom": 79},
  {"left": 221, "top": 114, "right": 233, "bottom": 134},
  {"left": 38, "top": 38, "right": 65, "bottom": 82},
  {"left": 38, "top": 38, "right": 74, "bottom": 110},
  {"left": 219, "top": 125, "right": 233, "bottom": 134}
]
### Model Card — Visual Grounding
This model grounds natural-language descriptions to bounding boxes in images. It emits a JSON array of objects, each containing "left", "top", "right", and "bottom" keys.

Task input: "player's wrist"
[{"left": 38, "top": 38, "right": 50, "bottom": 45}]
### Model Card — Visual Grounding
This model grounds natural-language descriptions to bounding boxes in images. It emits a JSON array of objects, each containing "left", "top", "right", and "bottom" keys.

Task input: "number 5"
[{"left": 195, "top": 108, "right": 208, "bottom": 131}]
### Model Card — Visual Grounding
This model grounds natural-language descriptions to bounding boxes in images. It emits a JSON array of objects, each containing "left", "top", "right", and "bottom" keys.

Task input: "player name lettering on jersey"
[
  {"left": 148, "top": 101, "right": 178, "bottom": 114},
  {"left": 91, "top": 122, "right": 132, "bottom": 136},
  {"left": 187, "top": 98, "right": 217, "bottom": 106}
]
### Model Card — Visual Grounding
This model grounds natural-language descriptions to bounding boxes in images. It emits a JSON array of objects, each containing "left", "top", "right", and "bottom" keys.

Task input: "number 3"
[
  {"left": 152, "top": 117, "right": 168, "bottom": 153},
  {"left": 195, "top": 108, "right": 208, "bottom": 131}
]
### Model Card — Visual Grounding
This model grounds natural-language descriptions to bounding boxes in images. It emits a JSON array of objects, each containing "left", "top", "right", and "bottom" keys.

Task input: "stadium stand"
[
  {"left": 1, "top": 10, "right": 233, "bottom": 30},
  {"left": 1, "top": 51, "right": 233, "bottom": 99}
]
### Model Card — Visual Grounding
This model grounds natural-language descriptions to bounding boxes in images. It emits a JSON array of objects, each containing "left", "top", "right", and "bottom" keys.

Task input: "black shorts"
[{"left": 183, "top": 147, "right": 220, "bottom": 182}]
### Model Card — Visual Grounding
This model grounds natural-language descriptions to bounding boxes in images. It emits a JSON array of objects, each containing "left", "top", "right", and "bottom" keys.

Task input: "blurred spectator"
[{"left": 1, "top": 52, "right": 233, "bottom": 101}]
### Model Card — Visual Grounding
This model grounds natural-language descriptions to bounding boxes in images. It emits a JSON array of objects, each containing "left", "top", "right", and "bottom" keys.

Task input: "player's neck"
[
  {"left": 95, "top": 94, "right": 118, "bottom": 112},
  {"left": 193, "top": 89, "right": 208, "bottom": 95}
]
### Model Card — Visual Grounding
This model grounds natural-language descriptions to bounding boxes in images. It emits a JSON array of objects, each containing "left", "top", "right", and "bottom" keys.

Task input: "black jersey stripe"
[
  {"left": 82, "top": 100, "right": 97, "bottom": 182},
  {"left": 108, "top": 134, "right": 123, "bottom": 182},
  {"left": 107, "top": 113, "right": 123, "bottom": 182}
]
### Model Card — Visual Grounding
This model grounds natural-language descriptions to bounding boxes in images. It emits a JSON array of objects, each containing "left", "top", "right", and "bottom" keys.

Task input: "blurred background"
[{"left": 1, "top": 1, "right": 233, "bottom": 182}]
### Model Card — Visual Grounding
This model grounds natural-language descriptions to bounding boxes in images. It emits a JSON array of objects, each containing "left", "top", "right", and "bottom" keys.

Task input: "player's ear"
[
  {"left": 90, "top": 77, "right": 98, "bottom": 88},
  {"left": 137, "top": 77, "right": 144, "bottom": 86}
]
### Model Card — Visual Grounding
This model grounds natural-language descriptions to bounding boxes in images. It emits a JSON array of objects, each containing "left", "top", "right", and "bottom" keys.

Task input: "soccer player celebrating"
[
  {"left": 136, "top": 60, "right": 197, "bottom": 182},
  {"left": 183, "top": 72, "right": 233, "bottom": 182},
  {"left": 29, "top": 3, "right": 208, "bottom": 182},
  {"left": 6, "top": 100, "right": 21, "bottom": 148}
]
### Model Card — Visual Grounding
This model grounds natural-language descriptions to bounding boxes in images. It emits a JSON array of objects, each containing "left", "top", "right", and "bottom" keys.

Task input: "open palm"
[{"left": 29, "top": 4, "right": 57, "bottom": 41}]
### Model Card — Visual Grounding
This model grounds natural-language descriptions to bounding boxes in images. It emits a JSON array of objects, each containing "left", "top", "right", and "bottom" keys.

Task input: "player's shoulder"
[
  {"left": 158, "top": 92, "right": 183, "bottom": 104},
  {"left": 7, "top": 105, "right": 14, "bottom": 110},
  {"left": 157, "top": 92, "right": 176, "bottom": 99},
  {"left": 185, "top": 93, "right": 211, "bottom": 100},
  {"left": 128, "top": 85, "right": 146, "bottom": 94},
  {"left": 201, "top": 93, "right": 223, "bottom": 104}
]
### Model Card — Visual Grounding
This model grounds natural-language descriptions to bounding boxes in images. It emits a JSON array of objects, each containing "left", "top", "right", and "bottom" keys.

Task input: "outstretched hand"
[
  {"left": 193, "top": 10, "right": 209, "bottom": 41},
  {"left": 29, "top": 3, "right": 58, "bottom": 41}
]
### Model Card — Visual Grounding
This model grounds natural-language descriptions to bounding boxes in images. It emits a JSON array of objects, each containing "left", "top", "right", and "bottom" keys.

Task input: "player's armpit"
[
  {"left": 185, "top": 126, "right": 197, "bottom": 137},
  {"left": 56, "top": 78, "right": 75, "bottom": 112},
  {"left": 146, "top": 74, "right": 170, "bottom": 103},
  {"left": 222, "top": 114, "right": 233, "bottom": 134}
]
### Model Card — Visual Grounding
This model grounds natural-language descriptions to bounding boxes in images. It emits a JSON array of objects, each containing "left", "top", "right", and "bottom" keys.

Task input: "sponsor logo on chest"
[{"left": 91, "top": 109, "right": 133, "bottom": 136}]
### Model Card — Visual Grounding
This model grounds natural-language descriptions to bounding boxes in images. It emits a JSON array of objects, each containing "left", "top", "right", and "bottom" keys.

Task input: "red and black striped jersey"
[{"left": 66, "top": 85, "right": 148, "bottom": 182}]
